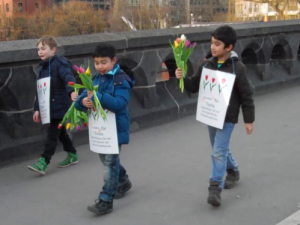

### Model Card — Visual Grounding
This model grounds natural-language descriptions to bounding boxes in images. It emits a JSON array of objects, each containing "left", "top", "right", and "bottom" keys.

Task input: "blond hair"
[{"left": 37, "top": 35, "right": 58, "bottom": 49}]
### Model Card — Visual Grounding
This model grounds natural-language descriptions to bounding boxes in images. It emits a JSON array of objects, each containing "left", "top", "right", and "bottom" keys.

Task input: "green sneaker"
[
  {"left": 27, "top": 158, "right": 47, "bottom": 175},
  {"left": 58, "top": 152, "right": 78, "bottom": 168}
]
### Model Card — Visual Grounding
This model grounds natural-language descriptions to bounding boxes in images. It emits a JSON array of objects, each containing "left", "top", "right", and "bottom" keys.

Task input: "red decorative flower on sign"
[
  {"left": 205, "top": 75, "right": 208, "bottom": 80},
  {"left": 222, "top": 78, "right": 226, "bottom": 84},
  {"left": 212, "top": 78, "right": 215, "bottom": 83},
  {"left": 44, "top": 82, "right": 46, "bottom": 87}
]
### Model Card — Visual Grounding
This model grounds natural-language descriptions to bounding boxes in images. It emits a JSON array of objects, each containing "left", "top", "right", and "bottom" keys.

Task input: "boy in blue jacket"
[
  {"left": 75, "top": 43, "right": 133, "bottom": 215},
  {"left": 28, "top": 35, "right": 78, "bottom": 175}
]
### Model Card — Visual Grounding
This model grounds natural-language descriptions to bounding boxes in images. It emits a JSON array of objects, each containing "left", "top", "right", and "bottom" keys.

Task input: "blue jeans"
[
  {"left": 98, "top": 146, "right": 129, "bottom": 202},
  {"left": 208, "top": 123, "right": 239, "bottom": 188}
]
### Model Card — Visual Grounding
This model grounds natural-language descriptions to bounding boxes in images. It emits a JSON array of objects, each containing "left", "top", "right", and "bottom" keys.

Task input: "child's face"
[
  {"left": 94, "top": 56, "right": 117, "bottom": 75},
  {"left": 37, "top": 43, "right": 56, "bottom": 61},
  {"left": 211, "top": 37, "right": 232, "bottom": 59}
]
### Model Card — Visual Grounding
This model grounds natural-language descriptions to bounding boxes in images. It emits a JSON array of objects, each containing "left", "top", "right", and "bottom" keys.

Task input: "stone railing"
[{"left": 1, "top": 19, "right": 300, "bottom": 165}]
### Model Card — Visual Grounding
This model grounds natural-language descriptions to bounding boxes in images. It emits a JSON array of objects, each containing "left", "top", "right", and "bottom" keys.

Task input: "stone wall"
[{"left": 1, "top": 20, "right": 300, "bottom": 165}]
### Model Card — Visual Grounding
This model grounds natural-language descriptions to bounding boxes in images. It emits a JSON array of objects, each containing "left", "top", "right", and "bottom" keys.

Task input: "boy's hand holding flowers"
[
  {"left": 175, "top": 68, "right": 183, "bottom": 79},
  {"left": 71, "top": 92, "right": 78, "bottom": 102},
  {"left": 83, "top": 97, "right": 93, "bottom": 108},
  {"left": 87, "top": 90, "right": 94, "bottom": 98}
]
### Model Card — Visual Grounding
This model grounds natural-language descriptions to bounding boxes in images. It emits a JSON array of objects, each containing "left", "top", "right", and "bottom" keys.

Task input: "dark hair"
[
  {"left": 92, "top": 43, "right": 116, "bottom": 59},
  {"left": 212, "top": 26, "right": 237, "bottom": 49}
]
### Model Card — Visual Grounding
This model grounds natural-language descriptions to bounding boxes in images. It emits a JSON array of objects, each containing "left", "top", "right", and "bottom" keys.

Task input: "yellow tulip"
[
  {"left": 66, "top": 123, "right": 71, "bottom": 130},
  {"left": 174, "top": 40, "right": 179, "bottom": 48},
  {"left": 85, "top": 67, "right": 91, "bottom": 77},
  {"left": 85, "top": 59, "right": 91, "bottom": 77}
]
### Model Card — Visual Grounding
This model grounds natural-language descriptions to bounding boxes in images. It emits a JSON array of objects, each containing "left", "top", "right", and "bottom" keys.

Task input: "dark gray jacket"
[
  {"left": 184, "top": 52, "right": 255, "bottom": 124},
  {"left": 34, "top": 55, "right": 75, "bottom": 119}
]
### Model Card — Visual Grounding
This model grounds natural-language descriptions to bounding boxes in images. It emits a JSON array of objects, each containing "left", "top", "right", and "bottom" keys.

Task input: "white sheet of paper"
[
  {"left": 37, "top": 77, "right": 51, "bottom": 125},
  {"left": 89, "top": 110, "right": 119, "bottom": 154},
  {"left": 196, "top": 68, "right": 236, "bottom": 129}
]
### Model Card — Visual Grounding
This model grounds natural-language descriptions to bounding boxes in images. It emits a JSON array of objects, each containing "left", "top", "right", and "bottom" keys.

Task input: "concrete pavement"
[{"left": 1, "top": 86, "right": 300, "bottom": 225}]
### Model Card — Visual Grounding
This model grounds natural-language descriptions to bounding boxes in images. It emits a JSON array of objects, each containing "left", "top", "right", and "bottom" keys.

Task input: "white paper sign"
[
  {"left": 89, "top": 110, "right": 119, "bottom": 154},
  {"left": 196, "top": 68, "right": 236, "bottom": 129},
  {"left": 37, "top": 77, "right": 51, "bottom": 125}
]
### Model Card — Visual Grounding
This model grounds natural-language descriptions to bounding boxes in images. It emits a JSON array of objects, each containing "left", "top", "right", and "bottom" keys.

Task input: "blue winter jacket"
[
  {"left": 75, "top": 64, "right": 133, "bottom": 145},
  {"left": 34, "top": 55, "right": 75, "bottom": 119}
]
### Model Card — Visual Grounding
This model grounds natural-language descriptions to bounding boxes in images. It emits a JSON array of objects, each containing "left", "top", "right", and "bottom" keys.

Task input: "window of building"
[
  {"left": 35, "top": 3, "right": 39, "bottom": 9},
  {"left": 18, "top": 3, "right": 23, "bottom": 12},
  {"left": 93, "top": 4, "right": 99, "bottom": 10},
  {"left": 132, "top": 0, "right": 139, "bottom": 6},
  {"left": 5, "top": 3, "right": 9, "bottom": 12}
]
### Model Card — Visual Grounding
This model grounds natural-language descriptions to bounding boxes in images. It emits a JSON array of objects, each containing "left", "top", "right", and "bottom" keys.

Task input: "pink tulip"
[
  {"left": 185, "top": 40, "right": 191, "bottom": 48},
  {"left": 192, "top": 42, "right": 196, "bottom": 47},
  {"left": 73, "top": 65, "right": 79, "bottom": 72},
  {"left": 76, "top": 125, "right": 81, "bottom": 131},
  {"left": 78, "top": 67, "right": 85, "bottom": 74}
]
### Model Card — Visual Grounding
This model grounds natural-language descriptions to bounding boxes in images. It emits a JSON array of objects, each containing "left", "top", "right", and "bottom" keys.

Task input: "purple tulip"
[
  {"left": 185, "top": 40, "right": 191, "bottom": 48},
  {"left": 78, "top": 67, "right": 85, "bottom": 74},
  {"left": 76, "top": 125, "right": 81, "bottom": 131},
  {"left": 192, "top": 42, "right": 197, "bottom": 47},
  {"left": 73, "top": 65, "right": 79, "bottom": 72}
]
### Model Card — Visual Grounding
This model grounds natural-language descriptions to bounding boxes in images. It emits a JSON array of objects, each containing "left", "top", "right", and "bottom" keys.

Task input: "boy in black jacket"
[
  {"left": 176, "top": 26, "right": 255, "bottom": 206},
  {"left": 28, "top": 35, "right": 78, "bottom": 175}
]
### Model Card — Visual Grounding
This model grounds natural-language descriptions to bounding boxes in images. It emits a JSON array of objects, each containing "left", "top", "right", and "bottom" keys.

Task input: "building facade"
[
  {"left": 74, "top": 0, "right": 111, "bottom": 10},
  {"left": 0, "top": 0, "right": 50, "bottom": 16}
]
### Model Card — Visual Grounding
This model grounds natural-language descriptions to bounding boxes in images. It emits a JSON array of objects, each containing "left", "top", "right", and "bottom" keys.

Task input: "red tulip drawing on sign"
[
  {"left": 203, "top": 75, "right": 209, "bottom": 89},
  {"left": 42, "top": 82, "right": 47, "bottom": 95},
  {"left": 219, "top": 78, "right": 227, "bottom": 94},
  {"left": 210, "top": 77, "right": 217, "bottom": 92}
]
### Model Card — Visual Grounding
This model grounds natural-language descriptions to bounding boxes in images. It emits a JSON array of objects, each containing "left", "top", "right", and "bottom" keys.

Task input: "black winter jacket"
[
  {"left": 34, "top": 55, "right": 75, "bottom": 119},
  {"left": 184, "top": 52, "right": 255, "bottom": 124}
]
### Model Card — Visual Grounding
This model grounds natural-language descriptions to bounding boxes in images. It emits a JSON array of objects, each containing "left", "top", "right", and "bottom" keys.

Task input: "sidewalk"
[{"left": 1, "top": 87, "right": 300, "bottom": 225}]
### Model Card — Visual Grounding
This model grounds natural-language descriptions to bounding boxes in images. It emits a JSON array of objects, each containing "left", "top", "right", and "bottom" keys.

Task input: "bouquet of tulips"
[
  {"left": 58, "top": 61, "right": 107, "bottom": 131},
  {"left": 58, "top": 85, "right": 88, "bottom": 131},
  {"left": 170, "top": 34, "right": 196, "bottom": 93}
]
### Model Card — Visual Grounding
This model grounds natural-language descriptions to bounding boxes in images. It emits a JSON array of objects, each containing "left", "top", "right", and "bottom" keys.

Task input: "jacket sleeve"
[
  {"left": 183, "top": 63, "right": 203, "bottom": 93},
  {"left": 58, "top": 64, "right": 75, "bottom": 96},
  {"left": 91, "top": 80, "right": 130, "bottom": 113},
  {"left": 74, "top": 89, "right": 88, "bottom": 112},
  {"left": 34, "top": 92, "right": 39, "bottom": 111},
  {"left": 235, "top": 65, "right": 255, "bottom": 123}
]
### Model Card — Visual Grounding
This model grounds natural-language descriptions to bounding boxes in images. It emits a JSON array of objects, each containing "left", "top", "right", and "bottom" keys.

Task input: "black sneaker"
[
  {"left": 115, "top": 179, "right": 132, "bottom": 199},
  {"left": 207, "top": 181, "right": 222, "bottom": 207},
  {"left": 224, "top": 169, "right": 240, "bottom": 189},
  {"left": 87, "top": 199, "right": 113, "bottom": 215}
]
